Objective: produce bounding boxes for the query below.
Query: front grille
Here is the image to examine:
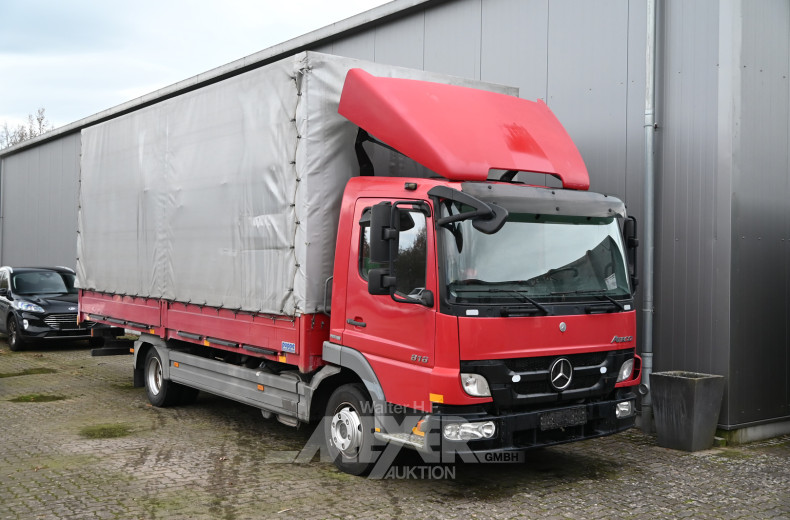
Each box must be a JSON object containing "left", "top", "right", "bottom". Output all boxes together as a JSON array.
[
  {"left": 44, "top": 314, "right": 79, "bottom": 329},
  {"left": 462, "top": 349, "right": 632, "bottom": 410},
  {"left": 504, "top": 351, "right": 608, "bottom": 372},
  {"left": 513, "top": 372, "right": 603, "bottom": 395}
]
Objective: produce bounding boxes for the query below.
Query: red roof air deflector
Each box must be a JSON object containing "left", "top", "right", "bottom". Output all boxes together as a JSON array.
[{"left": 338, "top": 68, "right": 589, "bottom": 190}]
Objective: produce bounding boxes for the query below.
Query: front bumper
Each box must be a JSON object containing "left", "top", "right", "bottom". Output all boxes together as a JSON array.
[
  {"left": 16, "top": 312, "right": 97, "bottom": 340},
  {"left": 377, "top": 389, "right": 637, "bottom": 462}
]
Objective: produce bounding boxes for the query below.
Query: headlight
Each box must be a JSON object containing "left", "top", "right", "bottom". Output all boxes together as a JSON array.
[
  {"left": 460, "top": 373, "right": 491, "bottom": 397},
  {"left": 617, "top": 358, "right": 634, "bottom": 382},
  {"left": 13, "top": 300, "right": 45, "bottom": 313}
]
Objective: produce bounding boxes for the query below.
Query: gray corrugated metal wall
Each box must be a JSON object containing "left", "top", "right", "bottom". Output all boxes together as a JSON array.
[
  {"left": 656, "top": 0, "right": 790, "bottom": 429},
  {"left": 0, "top": 133, "right": 81, "bottom": 268},
  {"left": 655, "top": 0, "right": 728, "bottom": 409},
  {"left": 730, "top": 0, "right": 789, "bottom": 427}
]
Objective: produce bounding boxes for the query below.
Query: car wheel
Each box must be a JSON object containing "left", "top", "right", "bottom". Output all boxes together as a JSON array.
[
  {"left": 324, "top": 383, "right": 379, "bottom": 476},
  {"left": 7, "top": 317, "right": 25, "bottom": 352}
]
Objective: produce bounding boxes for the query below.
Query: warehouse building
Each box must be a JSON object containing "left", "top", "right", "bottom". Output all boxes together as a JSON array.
[{"left": 0, "top": 0, "right": 788, "bottom": 440}]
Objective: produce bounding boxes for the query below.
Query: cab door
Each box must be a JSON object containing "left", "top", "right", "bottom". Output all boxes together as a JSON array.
[{"left": 343, "top": 198, "right": 437, "bottom": 409}]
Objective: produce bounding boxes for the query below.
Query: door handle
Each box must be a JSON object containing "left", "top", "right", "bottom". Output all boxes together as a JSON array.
[{"left": 347, "top": 318, "right": 366, "bottom": 328}]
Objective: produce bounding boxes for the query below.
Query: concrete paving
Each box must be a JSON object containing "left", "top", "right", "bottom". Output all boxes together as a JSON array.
[{"left": 1, "top": 340, "right": 788, "bottom": 519}]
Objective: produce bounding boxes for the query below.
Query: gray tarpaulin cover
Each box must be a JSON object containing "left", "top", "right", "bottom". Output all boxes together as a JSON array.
[{"left": 77, "top": 52, "right": 516, "bottom": 316}]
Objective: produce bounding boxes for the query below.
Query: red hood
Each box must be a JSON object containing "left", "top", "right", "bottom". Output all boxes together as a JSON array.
[
  {"left": 338, "top": 68, "right": 590, "bottom": 190},
  {"left": 458, "top": 312, "right": 636, "bottom": 360}
]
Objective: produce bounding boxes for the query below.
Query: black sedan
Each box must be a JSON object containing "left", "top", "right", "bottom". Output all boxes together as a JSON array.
[{"left": 0, "top": 266, "right": 100, "bottom": 351}]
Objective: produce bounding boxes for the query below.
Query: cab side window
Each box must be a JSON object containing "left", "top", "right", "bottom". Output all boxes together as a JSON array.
[
  {"left": 393, "top": 211, "right": 427, "bottom": 296},
  {"left": 358, "top": 207, "right": 428, "bottom": 297},
  {"left": 0, "top": 272, "right": 8, "bottom": 291}
]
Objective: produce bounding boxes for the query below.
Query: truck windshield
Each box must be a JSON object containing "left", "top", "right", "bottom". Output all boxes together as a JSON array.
[{"left": 440, "top": 207, "right": 630, "bottom": 304}]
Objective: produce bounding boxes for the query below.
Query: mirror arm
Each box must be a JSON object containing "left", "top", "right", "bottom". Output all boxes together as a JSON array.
[{"left": 428, "top": 186, "right": 507, "bottom": 234}]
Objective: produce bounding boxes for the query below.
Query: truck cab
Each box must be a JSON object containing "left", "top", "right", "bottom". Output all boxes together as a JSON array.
[{"left": 324, "top": 176, "right": 640, "bottom": 472}]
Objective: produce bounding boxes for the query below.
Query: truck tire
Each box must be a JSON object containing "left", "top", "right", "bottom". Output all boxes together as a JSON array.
[
  {"left": 144, "top": 349, "right": 185, "bottom": 407},
  {"left": 7, "top": 318, "right": 25, "bottom": 352},
  {"left": 324, "top": 383, "right": 378, "bottom": 476}
]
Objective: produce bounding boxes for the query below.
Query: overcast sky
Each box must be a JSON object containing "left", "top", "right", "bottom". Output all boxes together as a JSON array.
[{"left": 0, "top": 0, "right": 390, "bottom": 129}]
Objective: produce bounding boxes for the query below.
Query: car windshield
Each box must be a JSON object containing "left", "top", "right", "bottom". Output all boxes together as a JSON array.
[
  {"left": 441, "top": 207, "right": 631, "bottom": 304},
  {"left": 11, "top": 271, "right": 76, "bottom": 295}
]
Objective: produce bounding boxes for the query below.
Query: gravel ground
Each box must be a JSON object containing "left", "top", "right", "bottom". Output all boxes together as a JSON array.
[{"left": 1, "top": 339, "right": 788, "bottom": 520}]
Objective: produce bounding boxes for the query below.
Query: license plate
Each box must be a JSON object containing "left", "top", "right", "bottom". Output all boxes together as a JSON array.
[{"left": 539, "top": 407, "right": 587, "bottom": 431}]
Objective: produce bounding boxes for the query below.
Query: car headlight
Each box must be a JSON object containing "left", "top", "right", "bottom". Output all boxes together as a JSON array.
[
  {"left": 617, "top": 358, "right": 634, "bottom": 382},
  {"left": 460, "top": 373, "right": 491, "bottom": 397},
  {"left": 13, "top": 300, "right": 45, "bottom": 313}
]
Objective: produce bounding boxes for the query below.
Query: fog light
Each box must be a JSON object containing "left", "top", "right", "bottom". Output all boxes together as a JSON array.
[
  {"left": 443, "top": 421, "right": 496, "bottom": 441},
  {"left": 22, "top": 319, "right": 29, "bottom": 330},
  {"left": 617, "top": 358, "right": 634, "bottom": 382},
  {"left": 460, "top": 373, "right": 491, "bottom": 397},
  {"left": 616, "top": 400, "right": 634, "bottom": 418}
]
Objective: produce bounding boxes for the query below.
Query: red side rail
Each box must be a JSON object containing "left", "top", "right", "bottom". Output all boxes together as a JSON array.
[{"left": 79, "top": 290, "right": 329, "bottom": 372}]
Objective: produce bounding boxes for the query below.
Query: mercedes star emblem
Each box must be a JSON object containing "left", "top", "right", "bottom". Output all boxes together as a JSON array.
[{"left": 549, "top": 357, "right": 573, "bottom": 391}]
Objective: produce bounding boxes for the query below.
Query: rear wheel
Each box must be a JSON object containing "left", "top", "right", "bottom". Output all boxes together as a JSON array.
[
  {"left": 324, "top": 384, "right": 378, "bottom": 476},
  {"left": 7, "top": 318, "right": 25, "bottom": 352},
  {"left": 144, "top": 348, "right": 189, "bottom": 407}
]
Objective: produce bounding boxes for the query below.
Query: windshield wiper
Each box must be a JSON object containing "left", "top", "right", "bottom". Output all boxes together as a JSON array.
[
  {"left": 454, "top": 287, "right": 551, "bottom": 315},
  {"left": 551, "top": 289, "right": 627, "bottom": 311},
  {"left": 494, "top": 290, "right": 551, "bottom": 315},
  {"left": 600, "top": 294, "right": 626, "bottom": 311}
]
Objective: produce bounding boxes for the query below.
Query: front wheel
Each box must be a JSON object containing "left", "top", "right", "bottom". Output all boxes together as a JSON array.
[
  {"left": 324, "top": 383, "right": 378, "bottom": 476},
  {"left": 7, "top": 318, "right": 25, "bottom": 352}
]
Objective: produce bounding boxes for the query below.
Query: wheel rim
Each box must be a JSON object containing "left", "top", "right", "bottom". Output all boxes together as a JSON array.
[
  {"left": 330, "top": 403, "right": 363, "bottom": 457},
  {"left": 8, "top": 320, "right": 17, "bottom": 347},
  {"left": 146, "top": 355, "right": 163, "bottom": 396}
]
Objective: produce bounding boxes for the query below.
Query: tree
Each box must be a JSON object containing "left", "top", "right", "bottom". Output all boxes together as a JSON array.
[{"left": 1, "top": 108, "right": 53, "bottom": 149}]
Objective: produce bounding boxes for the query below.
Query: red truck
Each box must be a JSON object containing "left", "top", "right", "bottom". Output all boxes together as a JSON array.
[{"left": 78, "top": 52, "right": 641, "bottom": 475}]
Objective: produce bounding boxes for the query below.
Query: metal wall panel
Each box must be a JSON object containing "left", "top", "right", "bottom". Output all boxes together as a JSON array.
[
  {"left": 480, "top": 0, "right": 549, "bottom": 101},
  {"left": 654, "top": 0, "right": 723, "bottom": 381},
  {"left": 0, "top": 133, "right": 81, "bottom": 268},
  {"left": 546, "top": 0, "right": 630, "bottom": 197},
  {"left": 373, "top": 12, "right": 426, "bottom": 69},
  {"left": 328, "top": 31, "right": 376, "bottom": 62},
  {"left": 729, "top": 0, "right": 790, "bottom": 426},
  {"left": 423, "top": 0, "right": 482, "bottom": 79},
  {"left": 624, "top": 2, "right": 647, "bottom": 227}
]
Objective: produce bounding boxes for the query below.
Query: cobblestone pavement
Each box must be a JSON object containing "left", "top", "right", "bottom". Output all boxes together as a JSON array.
[{"left": 1, "top": 340, "right": 788, "bottom": 520}]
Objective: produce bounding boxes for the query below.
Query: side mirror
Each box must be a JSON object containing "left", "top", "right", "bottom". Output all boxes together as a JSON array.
[
  {"left": 369, "top": 202, "right": 397, "bottom": 264},
  {"left": 368, "top": 268, "right": 395, "bottom": 296},
  {"left": 367, "top": 201, "right": 431, "bottom": 305},
  {"left": 623, "top": 216, "right": 639, "bottom": 291}
]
